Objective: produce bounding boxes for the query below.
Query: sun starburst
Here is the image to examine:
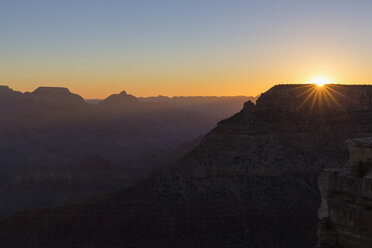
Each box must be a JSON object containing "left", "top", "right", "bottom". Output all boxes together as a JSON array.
[
  {"left": 308, "top": 77, "right": 331, "bottom": 87},
  {"left": 297, "top": 83, "right": 347, "bottom": 112}
]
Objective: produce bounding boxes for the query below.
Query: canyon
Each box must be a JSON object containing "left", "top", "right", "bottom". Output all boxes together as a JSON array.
[
  {"left": 0, "top": 85, "right": 251, "bottom": 217},
  {"left": 1, "top": 84, "right": 372, "bottom": 247}
]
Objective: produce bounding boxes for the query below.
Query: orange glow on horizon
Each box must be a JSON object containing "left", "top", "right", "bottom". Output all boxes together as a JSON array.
[
  {"left": 0, "top": 75, "right": 368, "bottom": 100},
  {"left": 307, "top": 77, "right": 333, "bottom": 87}
]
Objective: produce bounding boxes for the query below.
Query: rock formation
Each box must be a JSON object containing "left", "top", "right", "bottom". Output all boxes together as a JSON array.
[
  {"left": 2, "top": 84, "right": 372, "bottom": 247},
  {"left": 0, "top": 86, "right": 217, "bottom": 167},
  {"left": 98, "top": 90, "right": 138, "bottom": 111},
  {"left": 0, "top": 86, "right": 219, "bottom": 218},
  {"left": 318, "top": 138, "right": 372, "bottom": 248}
]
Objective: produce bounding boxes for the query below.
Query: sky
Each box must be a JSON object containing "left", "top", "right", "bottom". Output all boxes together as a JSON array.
[{"left": 1, "top": 0, "right": 372, "bottom": 99}]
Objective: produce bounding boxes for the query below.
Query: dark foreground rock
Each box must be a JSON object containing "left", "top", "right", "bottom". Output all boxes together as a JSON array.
[
  {"left": 317, "top": 138, "right": 372, "bottom": 248},
  {"left": 2, "top": 84, "right": 372, "bottom": 247}
]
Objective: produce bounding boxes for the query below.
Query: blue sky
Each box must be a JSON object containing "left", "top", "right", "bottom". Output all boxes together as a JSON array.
[{"left": 1, "top": 0, "right": 372, "bottom": 98}]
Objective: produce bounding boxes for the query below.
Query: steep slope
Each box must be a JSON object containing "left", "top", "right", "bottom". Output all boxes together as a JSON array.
[{"left": 2, "top": 84, "right": 372, "bottom": 247}]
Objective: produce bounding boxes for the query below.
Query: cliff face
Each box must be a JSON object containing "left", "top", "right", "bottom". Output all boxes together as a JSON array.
[
  {"left": 318, "top": 138, "right": 372, "bottom": 248},
  {"left": 2, "top": 84, "right": 372, "bottom": 247}
]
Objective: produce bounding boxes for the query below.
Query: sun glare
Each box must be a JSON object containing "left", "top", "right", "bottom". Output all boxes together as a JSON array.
[
  {"left": 308, "top": 77, "right": 332, "bottom": 87},
  {"left": 297, "top": 80, "right": 346, "bottom": 111}
]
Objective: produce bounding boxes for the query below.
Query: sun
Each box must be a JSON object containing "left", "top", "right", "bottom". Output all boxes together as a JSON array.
[{"left": 308, "top": 77, "right": 332, "bottom": 87}]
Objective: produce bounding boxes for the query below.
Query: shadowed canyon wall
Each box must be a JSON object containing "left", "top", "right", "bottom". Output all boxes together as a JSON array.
[
  {"left": 0, "top": 86, "right": 229, "bottom": 217},
  {"left": 318, "top": 138, "right": 372, "bottom": 248},
  {"left": 2, "top": 84, "right": 372, "bottom": 247}
]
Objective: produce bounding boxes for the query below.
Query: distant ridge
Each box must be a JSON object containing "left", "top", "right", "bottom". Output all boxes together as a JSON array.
[
  {"left": 33, "top": 86, "right": 71, "bottom": 94},
  {"left": 0, "top": 85, "right": 230, "bottom": 218},
  {"left": 3, "top": 84, "right": 372, "bottom": 247},
  {"left": 138, "top": 94, "right": 257, "bottom": 119}
]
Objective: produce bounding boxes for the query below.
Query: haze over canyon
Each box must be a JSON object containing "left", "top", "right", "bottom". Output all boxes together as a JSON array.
[{"left": 0, "top": 84, "right": 372, "bottom": 248}]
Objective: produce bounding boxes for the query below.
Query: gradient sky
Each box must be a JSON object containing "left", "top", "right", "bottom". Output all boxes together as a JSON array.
[{"left": 1, "top": 0, "right": 372, "bottom": 98}]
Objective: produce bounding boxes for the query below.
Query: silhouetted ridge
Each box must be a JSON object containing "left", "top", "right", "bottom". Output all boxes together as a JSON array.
[
  {"left": 138, "top": 95, "right": 257, "bottom": 119},
  {"left": 255, "top": 84, "right": 372, "bottom": 111},
  {"left": 0, "top": 85, "right": 23, "bottom": 98},
  {"left": 33, "top": 86, "right": 71, "bottom": 95},
  {"left": 29, "top": 86, "right": 86, "bottom": 106},
  {"left": 99, "top": 90, "right": 138, "bottom": 108},
  {"left": 0, "top": 85, "right": 220, "bottom": 219},
  {"left": 0, "top": 85, "right": 10, "bottom": 91},
  {"left": 4, "top": 84, "right": 372, "bottom": 247}
]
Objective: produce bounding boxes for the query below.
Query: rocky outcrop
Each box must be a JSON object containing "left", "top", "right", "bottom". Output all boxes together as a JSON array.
[
  {"left": 28, "top": 86, "right": 86, "bottom": 107},
  {"left": 2, "top": 84, "right": 372, "bottom": 247},
  {"left": 318, "top": 138, "right": 372, "bottom": 248},
  {"left": 98, "top": 90, "right": 138, "bottom": 110}
]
